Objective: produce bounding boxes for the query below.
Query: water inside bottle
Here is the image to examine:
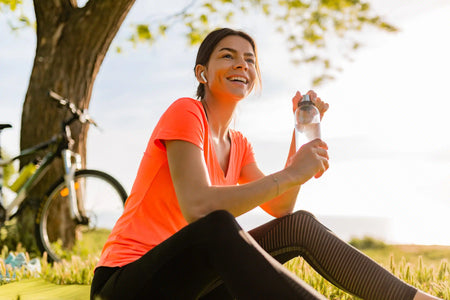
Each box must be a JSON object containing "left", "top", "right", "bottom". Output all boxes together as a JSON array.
[{"left": 295, "top": 122, "right": 321, "bottom": 151}]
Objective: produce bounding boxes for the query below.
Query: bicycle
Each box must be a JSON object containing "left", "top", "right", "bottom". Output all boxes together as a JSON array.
[{"left": 0, "top": 91, "right": 128, "bottom": 262}]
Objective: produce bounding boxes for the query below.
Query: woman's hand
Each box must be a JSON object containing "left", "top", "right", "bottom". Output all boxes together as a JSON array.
[
  {"left": 291, "top": 90, "right": 329, "bottom": 120},
  {"left": 287, "top": 139, "right": 329, "bottom": 183}
]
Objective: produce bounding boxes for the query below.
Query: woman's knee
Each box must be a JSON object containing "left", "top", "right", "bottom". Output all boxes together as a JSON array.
[
  {"left": 198, "top": 210, "right": 241, "bottom": 239},
  {"left": 289, "top": 210, "right": 318, "bottom": 222},
  {"left": 289, "top": 210, "right": 332, "bottom": 235},
  {"left": 283, "top": 210, "right": 329, "bottom": 237}
]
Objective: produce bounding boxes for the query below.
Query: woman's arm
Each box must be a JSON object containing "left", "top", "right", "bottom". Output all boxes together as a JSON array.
[
  {"left": 232, "top": 91, "right": 330, "bottom": 217},
  {"left": 239, "top": 130, "right": 300, "bottom": 218},
  {"left": 166, "top": 138, "right": 328, "bottom": 223}
]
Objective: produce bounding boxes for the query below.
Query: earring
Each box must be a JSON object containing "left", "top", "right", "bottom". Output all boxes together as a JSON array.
[{"left": 201, "top": 72, "right": 207, "bottom": 83}]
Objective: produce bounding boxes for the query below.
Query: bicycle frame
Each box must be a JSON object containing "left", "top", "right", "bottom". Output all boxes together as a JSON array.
[
  {"left": 0, "top": 91, "right": 98, "bottom": 227},
  {"left": 0, "top": 131, "right": 83, "bottom": 224}
]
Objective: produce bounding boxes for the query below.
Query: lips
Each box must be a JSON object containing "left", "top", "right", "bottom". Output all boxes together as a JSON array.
[{"left": 227, "top": 75, "right": 248, "bottom": 84}]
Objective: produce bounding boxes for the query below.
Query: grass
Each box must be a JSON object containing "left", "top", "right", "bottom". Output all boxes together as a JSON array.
[
  {"left": 286, "top": 251, "right": 450, "bottom": 299},
  {"left": 0, "top": 278, "right": 90, "bottom": 300},
  {"left": 0, "top": 237, "right": 449, "bottom": 299}
]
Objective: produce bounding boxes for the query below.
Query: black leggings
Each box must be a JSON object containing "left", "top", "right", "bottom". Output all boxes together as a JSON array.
[{"left": 91, "top": 210, "right": 417, "bottom": 300}]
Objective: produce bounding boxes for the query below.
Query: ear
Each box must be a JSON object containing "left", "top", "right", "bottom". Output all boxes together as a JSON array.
[{"left": 195, "top": 65, "right": 207, "bottom": 84}]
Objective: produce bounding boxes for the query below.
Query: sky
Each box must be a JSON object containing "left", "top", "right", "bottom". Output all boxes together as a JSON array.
[{"left": 1, "top": 0, "right": 449, "bottom": 245}]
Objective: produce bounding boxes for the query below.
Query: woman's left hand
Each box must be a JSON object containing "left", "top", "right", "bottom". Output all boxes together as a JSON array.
[{"left": 291, "top": 90, "right": 329, "bottom": 121}]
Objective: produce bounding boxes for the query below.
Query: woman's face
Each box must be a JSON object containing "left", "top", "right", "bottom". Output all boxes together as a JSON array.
[{"left": 204, "top": 35, "right": 257, "bottom": 102}]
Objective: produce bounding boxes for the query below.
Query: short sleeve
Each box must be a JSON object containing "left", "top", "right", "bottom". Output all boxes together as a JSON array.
[
  {"left": 152, "top": 98, "right": 206, "bottom": 151},
  {"left": 241, "top": 135, "right": 256, "bottom": 167},
  {"left": 230, "top": 129, "right": 256, "bottom": 168}
]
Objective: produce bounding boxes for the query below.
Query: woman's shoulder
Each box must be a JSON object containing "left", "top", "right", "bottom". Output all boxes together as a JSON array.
[
  {"left": 229, "top": 129, "right": 251, "bottom": 145},
  {"left": 167, "top": 97, "right": 202, "bottom": 112},
  {"left": 156, "top": 97, "right": 206, "bottom": 129}
]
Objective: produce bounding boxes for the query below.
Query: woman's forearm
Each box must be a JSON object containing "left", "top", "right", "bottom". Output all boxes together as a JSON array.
[
  {"left": 184, "top": 169, "right": 303, "bottom": 222},
  {"left": 168, "top": 139, "right": 328, "bottom": 223},
  {"left": 259, "top": 130, "right": 301, "bottom": 217}
]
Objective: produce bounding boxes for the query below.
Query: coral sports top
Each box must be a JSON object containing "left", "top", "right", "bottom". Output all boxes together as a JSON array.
[{"left": 97, "top": 98, "right": 256, "bottom": 268}]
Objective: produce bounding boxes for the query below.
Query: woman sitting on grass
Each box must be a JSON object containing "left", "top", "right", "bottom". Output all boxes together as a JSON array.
[{"left": 91, "top": 28, "right": 441, "bottom": 300}]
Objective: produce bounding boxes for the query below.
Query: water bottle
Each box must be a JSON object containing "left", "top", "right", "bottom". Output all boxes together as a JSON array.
[
  {"left": 294, "top": 94, "right": 321, "bottom": 151},
  {"left": 9, "top": 163, "right": 37, "bottom": 192}
]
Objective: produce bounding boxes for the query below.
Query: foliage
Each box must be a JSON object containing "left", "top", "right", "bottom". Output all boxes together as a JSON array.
[
  {"left": 0, "top": 220, "right": 21, "bottom": 253},
  {"left": 0, "top": 245, "right": 38, "bottom": 285},
  {"left": 0, "top": 245, "right": 96, "bottom": 286},
  {"left": 1, "top": 150, "right": 16, "bottom": 186},
  {"left": 126, "top": 0, "right": 398, "bottom": 86},
  {"left": 349, "top": 235, "right": 388, "bottom": 250},
  {"left": 0, "top": 0, "right": 33, "bottom": 31},
  {"left": 39, "top": 252, "right": 97, "bottom": 285},
  {"left": 0, "top": 0, "right": 397, "bottom": 86},
  {"left": 286, "top": 254, "right": 450, "bottom": 299},
  {"left": 0, "top": 0, "right": 21, "bottom": 11},
  {"left": 0, "top": 242, "right": 448, "bottom": 300}
]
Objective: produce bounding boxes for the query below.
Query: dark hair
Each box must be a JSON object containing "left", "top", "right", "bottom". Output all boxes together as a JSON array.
[{"left": 195, "top": 28, "right": 262, "bottom": 100}]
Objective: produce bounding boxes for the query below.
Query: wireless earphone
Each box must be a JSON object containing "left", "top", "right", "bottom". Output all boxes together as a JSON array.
[{"left": 200, "top": 72, "right": 207, "bottom": 83}]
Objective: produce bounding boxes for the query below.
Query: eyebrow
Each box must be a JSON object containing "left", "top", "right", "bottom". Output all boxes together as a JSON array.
[{"left": 218, "top": 47, "right": 254, "bottom": 57}]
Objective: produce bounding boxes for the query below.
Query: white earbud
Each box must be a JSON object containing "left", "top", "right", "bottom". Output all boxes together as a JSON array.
[{"left": 200, "top": 72, "right": 207, "bottom": 83}]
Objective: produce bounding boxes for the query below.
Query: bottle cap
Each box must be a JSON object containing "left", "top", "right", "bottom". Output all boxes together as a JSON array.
[{"left": 298, "top": 94, "right": 313, "bottom": 107}]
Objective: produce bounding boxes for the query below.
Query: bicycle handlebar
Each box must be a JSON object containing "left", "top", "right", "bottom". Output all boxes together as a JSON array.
[{"left": 48, "top": 90, "right": 98, "bottom": 127}]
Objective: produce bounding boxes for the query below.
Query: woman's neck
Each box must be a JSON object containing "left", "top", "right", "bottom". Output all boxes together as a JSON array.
[{"left": 201, "top": 96, "right": 237, "bottom": 140}]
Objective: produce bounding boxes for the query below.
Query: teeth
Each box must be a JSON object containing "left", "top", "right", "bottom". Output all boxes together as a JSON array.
[{"left": 228, "top": 76, "right": 247, "bottom": 83}]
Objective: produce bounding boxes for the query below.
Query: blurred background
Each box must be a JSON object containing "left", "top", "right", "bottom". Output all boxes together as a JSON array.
[{"left": 1, "top": 0, "right": 449, "bottom": 245}]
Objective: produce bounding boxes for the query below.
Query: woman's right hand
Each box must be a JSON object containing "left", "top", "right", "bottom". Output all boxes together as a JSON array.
[{"left": 286, "top": 139, "right": 329, "bottom": 184}]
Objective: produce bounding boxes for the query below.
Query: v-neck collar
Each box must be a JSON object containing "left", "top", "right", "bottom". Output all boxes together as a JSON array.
[{"left": 200, "top": 100, "right": 234, "bottom": 179}]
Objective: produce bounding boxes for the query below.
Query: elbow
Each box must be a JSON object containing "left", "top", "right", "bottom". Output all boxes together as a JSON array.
[
  {"left": 180, "top": 200, "right": 213, "bottom": 224},
  {"left": 182, "top": 208, "right": 204, "bottom": 224},
  {"left": 270, "top": 208, "right": 293, "bottom": 219},
  {"left": 261, "top": 203, "right": 294, "bottom": 219}
]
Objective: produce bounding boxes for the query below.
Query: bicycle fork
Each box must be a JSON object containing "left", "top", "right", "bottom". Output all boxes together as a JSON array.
[{"left": 62, "top": 149, "right": 84, "bottom": 223}]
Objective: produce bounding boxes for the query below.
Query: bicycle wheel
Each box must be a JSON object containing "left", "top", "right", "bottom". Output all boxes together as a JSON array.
[{"left": 35, "top": 169, "right": 127, "bottom": 262}]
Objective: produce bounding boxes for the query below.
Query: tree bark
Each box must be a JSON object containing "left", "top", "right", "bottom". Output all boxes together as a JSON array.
[{"left": 17, "top": 0, "right": 135, "bottom": 251}]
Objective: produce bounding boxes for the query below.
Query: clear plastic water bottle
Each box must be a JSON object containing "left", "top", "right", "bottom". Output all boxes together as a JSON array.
[{"left": 295, "top": 94, "right": 321, "bottom": 151}]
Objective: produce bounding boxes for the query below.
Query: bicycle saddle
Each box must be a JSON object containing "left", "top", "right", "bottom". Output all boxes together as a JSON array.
[{"left": 0, "top": 124, "right": 12, "bottom": 130}]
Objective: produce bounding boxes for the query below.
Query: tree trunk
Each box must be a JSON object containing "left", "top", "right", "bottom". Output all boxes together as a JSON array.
[{"left": 17, "top": 0, "right": 135, "bottom": 252}]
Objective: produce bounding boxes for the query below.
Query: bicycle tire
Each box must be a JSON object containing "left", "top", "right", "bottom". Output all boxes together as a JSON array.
[{"left": 35, "top": 169, "right": 127, "bottom": 262}]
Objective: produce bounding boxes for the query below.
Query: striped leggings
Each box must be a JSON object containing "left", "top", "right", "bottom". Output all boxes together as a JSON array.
[{"left": 91, "top": 210, "right": 417, "bottom": 300}]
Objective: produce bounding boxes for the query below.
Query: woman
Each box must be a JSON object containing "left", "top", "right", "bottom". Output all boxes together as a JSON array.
[{"left": 91, "top": 28, "right": 440, "bottom": 300}]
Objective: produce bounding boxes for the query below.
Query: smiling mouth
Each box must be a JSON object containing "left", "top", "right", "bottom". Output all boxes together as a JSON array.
[{"left": 227, "top": 76, "right": 248, "bottom": 84}]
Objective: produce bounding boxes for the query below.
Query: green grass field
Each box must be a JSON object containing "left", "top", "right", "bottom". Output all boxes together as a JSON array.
[{"left": 0, "top": 240, "right": 449, "bottom": 300}]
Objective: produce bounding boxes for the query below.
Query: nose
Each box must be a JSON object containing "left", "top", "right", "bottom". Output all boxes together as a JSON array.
[{"left": 233, "top": 56, "right": 248, "bottom": 71}]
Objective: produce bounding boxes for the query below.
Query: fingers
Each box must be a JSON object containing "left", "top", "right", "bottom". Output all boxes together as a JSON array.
[
  {"left": 305, "top": 90, "right": 329, "bottom": 120},
  {"left": 296, "top": 138, "right": 329, "bottom": 179},
  {"left": 308, "top": 139, "right": 329, "bottom": 178},
  {"left": 314, "top": 146, "right": 329, "bottom": 160},
  {"left": 306, "top": 90, "right": 317, "bottom": 100},
  {"left": 310, "top": 138, "right": 328, "bottom": 150},
  {"left": 314, "top": 152, "right": 329, "bottom": 178},
  {"left": 292, "top": 91, "right": 301, "bottom": 113},
  {"left": 292, "top": 90, "right": 329, "bottom": 120}
]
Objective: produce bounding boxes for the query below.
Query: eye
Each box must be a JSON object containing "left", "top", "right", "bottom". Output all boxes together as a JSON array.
[
  {"left": 222, "top": 53, "right": 233, "bottom": 59},
  {"left": 246, "top": 58, "right": 255, "bottom": 64}
]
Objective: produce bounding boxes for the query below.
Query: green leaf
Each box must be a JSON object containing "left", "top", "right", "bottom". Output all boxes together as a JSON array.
[
  {"left": 262, "top": 3, "right": 271, "bottom": 15},
  {"left": 203, "top": 3, "right": 217, "bottom": 13},
  {"left": 200, "top": 14, "right": 208, "bottom": 25},
  {"left": 136, "top": 24, "right": 152, "bottom": 41},
  {"left": 188, "top": 30, "right": 203, "bottom": 45},
  {"left": 225, "top": 11, "right": 234, "bottom": 22},
  {"left": 159, "top": 24, "right": 168, "bottom": 36}
]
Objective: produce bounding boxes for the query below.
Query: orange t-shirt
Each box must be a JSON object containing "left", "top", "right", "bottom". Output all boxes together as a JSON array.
[{"left": 97, "top": 98, "right": 256, "bottom": 268}]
